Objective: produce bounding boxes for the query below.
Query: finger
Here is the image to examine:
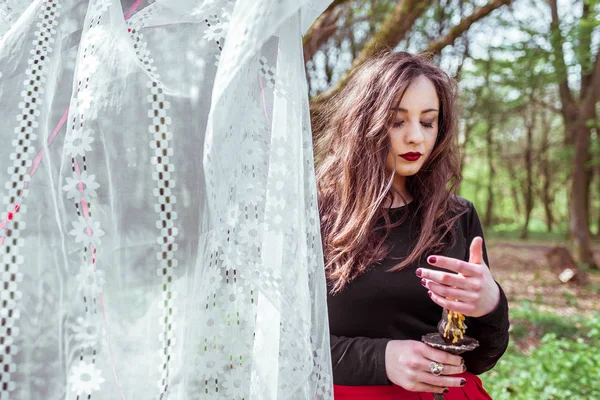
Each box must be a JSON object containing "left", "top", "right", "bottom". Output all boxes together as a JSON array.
[
  {"left": 469, "top": 237, "right": 484, "bottom": 265},
  {"left": 421, "top": 344, "right": 463, "bottom": 366},
  {"left": 426, "top": 256, "right": 479, "bottom": 276},
  {"left": 423, "top": 279, "right": 476, "bottom": 303},
  {"left": 441, "top": 364, "right": 467, "bottom": 376},
  {"left": 419, "top": 360, "right": 466, "bottom": 376},
  {"left": 419, "top": 372, "right": 465, "bottom": 389},
  {"left": 418, "top": 268, "right": 467, "bottom": 289},
  {"left": 427, "top": 290, "right": 476, "bottom": 316},
  {"left": 408, "top": 382, "right": 449, "bottom": 394}
]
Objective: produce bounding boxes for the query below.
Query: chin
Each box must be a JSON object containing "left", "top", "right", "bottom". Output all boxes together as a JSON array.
[{"left": 396, "top": 166, "right": 422, "bottom": 177}]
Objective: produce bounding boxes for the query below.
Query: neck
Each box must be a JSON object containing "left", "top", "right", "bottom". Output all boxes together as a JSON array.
[{"left": 389, "top": 174, "right": 412, "bottom": 208}]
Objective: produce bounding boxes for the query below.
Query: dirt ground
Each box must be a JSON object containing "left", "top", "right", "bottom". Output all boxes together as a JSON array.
[{"left": 487, "top": 242, "right": 600, "bottom": 352}]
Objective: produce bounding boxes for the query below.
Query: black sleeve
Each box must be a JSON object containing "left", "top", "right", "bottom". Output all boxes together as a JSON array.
[
  {"left": 462, "top": 202, "right": 510, "bottom": 375},
  {"left": 330, "top": 334, "right": 392, "bottom": 386}
]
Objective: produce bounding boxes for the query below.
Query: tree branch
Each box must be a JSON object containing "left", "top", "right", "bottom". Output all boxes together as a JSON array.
[
  {"left": 350, "top": 0, "right": 432, "bottom": 67},
  {"left": 425, "top": 0, "right": 512, "bottom": 55},
  {"left": 312, "top": 0, "right": 432, "bottom": 104},
  {"left": 303, "top": 0, "right": 350, "bottom": 62}
]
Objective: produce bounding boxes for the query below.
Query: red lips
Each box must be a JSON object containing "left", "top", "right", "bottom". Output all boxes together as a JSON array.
[{"left": 400, "top": 152, "right": 422, "bottom": 161}]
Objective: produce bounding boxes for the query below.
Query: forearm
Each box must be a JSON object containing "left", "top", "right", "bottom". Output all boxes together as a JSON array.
[{"left": 330, "top": 334, "right": 392, "bottom": 385}]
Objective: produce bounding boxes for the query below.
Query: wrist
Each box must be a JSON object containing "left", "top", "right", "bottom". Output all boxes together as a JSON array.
[
  {"left": 477, "top": 282, "right": 506, "bottom": 322},
  {"left": 483, "top": 282, "right": 501, "bottom": 316},
  {"left": 380, "top": 339, "right": 395, "bottom": 386},
  {"left": 384, "top": 341, "right": 393, "bottom": 382}
]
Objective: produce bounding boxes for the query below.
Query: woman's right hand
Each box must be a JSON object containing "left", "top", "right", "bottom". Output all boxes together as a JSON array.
[{"left": 384, "top": 340, "right": 466, "bottom": 394}]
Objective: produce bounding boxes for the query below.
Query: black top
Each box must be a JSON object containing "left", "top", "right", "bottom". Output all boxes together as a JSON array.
[{"left": 327, "top": 198, "right": 510, "bottom": 386}]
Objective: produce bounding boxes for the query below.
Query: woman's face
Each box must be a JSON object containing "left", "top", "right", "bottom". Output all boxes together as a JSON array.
[{"left": 385, "top": 75, "right": 440, "bottom": 180}]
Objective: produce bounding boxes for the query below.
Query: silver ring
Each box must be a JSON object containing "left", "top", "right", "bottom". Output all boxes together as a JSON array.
[{"left": 429, "top": 361, "right": 444, "bottom": 376}]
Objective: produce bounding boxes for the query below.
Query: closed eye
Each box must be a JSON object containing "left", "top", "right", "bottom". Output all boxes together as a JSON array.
[{"left": 392, "top": 121, "right": 434, "bottom": 128}]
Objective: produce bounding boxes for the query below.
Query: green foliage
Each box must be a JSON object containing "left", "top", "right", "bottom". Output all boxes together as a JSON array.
[
  {"left": 482, "top": 307, "right": 600, "bottom": 399},
  {"left": 510, "top": 301, "right": 587, "bottom": 338},
  {"left": 310, "top": 0, "right": 600, "bottom": 239},
  {"left": 483, "top": 335, "right": 600, "bottom": 399}
]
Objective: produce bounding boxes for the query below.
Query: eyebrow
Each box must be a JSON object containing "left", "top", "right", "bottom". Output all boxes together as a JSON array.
[{"left": 391, "top": 107, "right": 439, "bottom": 114}]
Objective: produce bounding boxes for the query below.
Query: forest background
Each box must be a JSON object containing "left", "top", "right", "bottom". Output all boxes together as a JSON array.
[{"left": 304, "top": 1, "right": 600, "bottom": 398}]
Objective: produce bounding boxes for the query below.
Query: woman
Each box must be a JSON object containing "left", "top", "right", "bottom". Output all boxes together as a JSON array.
[{"left": 315, "top": 52, "right": 509, "bottom": 399}]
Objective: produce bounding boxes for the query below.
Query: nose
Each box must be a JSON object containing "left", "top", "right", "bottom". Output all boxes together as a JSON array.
[{"left": 404, "top": 120, "right": 425, "bottom": 145}]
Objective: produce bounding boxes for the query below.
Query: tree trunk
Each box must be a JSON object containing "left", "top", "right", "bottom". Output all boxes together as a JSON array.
[
  {"left": 585, "top": 156, "right": 593, "bottom": 234},
  {"left": 569, "top": 49, "right": 599, "bottom": 268},
  {"left": 350, "top": 27, "right": 358, "bottom": 60},
  {"left": 457, "top": 120, "right": 473, "bottom": 194},
  {"left": 324, "top": 40, "right": 335, "bottom": 86},
  {"left": 521, "top": 115, "right": 535, "bottom": 239},
  {"left": 483, "top": 56, "right": 494, "bottom": 228},
  {"left": 596, "top": 127, "right": 600, "bottom": 237},
  {"left": 542, "top": 186, "right": 554, "bottom": 232},
  {"left": 597, "top": 160, "right": 600, "bottom": 237},
  {"left": 546, "top": 246, "right": 589, "bottom": 285},
  {"left": 569, "top": 120, "right": 597, "bottom": 267},
  {"left": 474, "top": 162, "right": 484, "bottom": 208},
  {"left": 539, "top": 111, "right": 554, "bottom": 232},
  {"left": 548, "top": 0, "right": 599, "bottom": 268},
  {"left": 586, "top": 107, "right": 597, "bottom": 234},
  {"left": 484, "top": 122, "right": 495, "bottom": 228},
  {"left": 504, "top": 156, "right": 522, "bottom": 216},
  {"left": 549, "top": 0, "right": 578, "bottom": 143}
]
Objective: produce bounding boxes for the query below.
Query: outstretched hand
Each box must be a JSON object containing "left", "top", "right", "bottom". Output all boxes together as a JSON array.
[{"left": 416, "top": 237, "right": 500, "bottom": 318}]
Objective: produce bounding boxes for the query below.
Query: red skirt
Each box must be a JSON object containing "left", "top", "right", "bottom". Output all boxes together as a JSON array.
[{"left": 333, "top": 372, "right": 492, "bottom": 400}]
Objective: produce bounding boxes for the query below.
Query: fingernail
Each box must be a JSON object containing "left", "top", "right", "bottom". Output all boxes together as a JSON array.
[
  {"left": 443, "top": 388, "right": 449, "bottom": 393},
  {"left": 429, "top": 256, "right": 437, "bottom": 264},
  {"left": 460, "top": 379, "right": 466, "bottom": 386},
  {"left": 420, "top": 278, "right": 427, "bottom": 287},
  {"left": 460, "top": 358, "right": 465, "bottom": 366},
  {"left": 462, "top": 364, "right": 467, "bottom": 372},
  {"left": 427, "top": 291, "right": 432, "bottom": 298},
  {"left": 415, "top": 268, "right": 422, "bottom": 277}
]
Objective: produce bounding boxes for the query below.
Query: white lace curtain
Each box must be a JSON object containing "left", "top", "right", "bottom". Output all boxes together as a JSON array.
[{"left": 0, "top": 0, "right": 333, "bottom": 398}]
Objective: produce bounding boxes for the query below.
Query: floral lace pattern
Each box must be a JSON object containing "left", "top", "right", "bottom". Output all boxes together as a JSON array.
[{"left": 0, "top": 0, "right": 333, "bottom": 399}]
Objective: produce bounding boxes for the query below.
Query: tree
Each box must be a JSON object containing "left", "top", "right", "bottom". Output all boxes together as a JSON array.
[
  {"left": 548, "top": 0, "right": 600, "bottom": 268},
  {"left": 521, "top": 111, "right": 534, "bottom": 238},
  {"left": 306, "top": 0, "right": 513, "bottom": 108},
  {"left": 538, "top": 108, "right": 556, "bottom": 232},
  {"left": 482, "top": 55, "right": 497, "bottom": 227}
]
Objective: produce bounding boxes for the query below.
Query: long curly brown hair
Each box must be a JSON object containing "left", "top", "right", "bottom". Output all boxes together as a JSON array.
[{"left": 314, "top": 51, "right": 466, "bottom": 294}]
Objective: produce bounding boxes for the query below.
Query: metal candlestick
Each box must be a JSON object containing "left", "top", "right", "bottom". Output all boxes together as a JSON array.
[{"left": 422, "top": 309, "right": 479, "bottom": 400}]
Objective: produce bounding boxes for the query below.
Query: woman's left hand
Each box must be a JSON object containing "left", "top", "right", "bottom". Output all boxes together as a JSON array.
[{"left": 416, "top": 237, "right": 500, "bottom": 318}]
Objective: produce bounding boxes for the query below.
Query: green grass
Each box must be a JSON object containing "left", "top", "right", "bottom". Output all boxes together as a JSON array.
[
  {"left": 481, "top": 304, "right": 600, "bottom": 399},
  {"left": 509, "top": 301, "right": 586, "bottom": 339}
]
